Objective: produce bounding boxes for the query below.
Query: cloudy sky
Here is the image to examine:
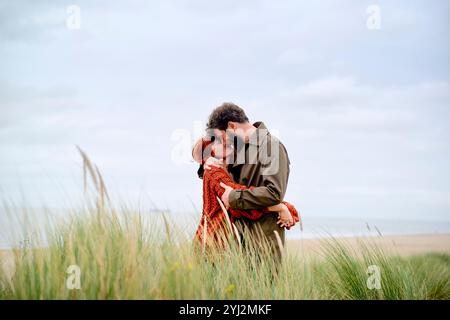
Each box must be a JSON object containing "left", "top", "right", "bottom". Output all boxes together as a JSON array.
[{"left": 1, "top": 0, "right": 449, "bottom": 221}]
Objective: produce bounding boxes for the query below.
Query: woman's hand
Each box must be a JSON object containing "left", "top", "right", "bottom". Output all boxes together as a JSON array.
[{"left": 277, "top": 204, "right": 294, "bottom": 228}]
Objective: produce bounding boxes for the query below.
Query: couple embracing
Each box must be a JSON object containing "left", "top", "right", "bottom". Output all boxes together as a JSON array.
[{"left": 192, "top": 102, "right": 300, "bottom": 268}]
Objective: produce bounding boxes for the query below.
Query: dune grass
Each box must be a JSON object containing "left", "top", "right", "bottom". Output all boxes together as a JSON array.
[
  {"left": 0, "top": 205, "right": 449, "bottom": 300},
  {"left": 0, "top": 150, "right": 449, "bottom": 300}
]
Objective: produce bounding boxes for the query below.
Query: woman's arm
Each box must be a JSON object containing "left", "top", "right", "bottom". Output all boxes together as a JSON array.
[{"left": 207, "top": 168, "right": 298, "bottom": 227}]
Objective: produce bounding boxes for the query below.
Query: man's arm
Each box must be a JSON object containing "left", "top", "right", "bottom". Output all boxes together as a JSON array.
[{"left": 227, "top": 143, "right": 290, "bottom": 210}]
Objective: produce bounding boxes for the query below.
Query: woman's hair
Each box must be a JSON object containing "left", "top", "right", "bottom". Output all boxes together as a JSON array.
[
  {"left": 192, "top": 137, "right": 214, "bottom": 165},
  {"left": 207, "top": 102, "right": 249, "bottom": 130},
  {"left": 192, "top": 138, "right": 214, "bottom": 179}
]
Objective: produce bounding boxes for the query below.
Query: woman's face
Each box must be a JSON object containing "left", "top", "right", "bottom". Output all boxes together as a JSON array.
[{"left": 212, "top": 130, "right": 234, "bottom": 163}]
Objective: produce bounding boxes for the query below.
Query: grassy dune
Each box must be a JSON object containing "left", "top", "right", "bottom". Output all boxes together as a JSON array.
[
  {"left": 0, "top": 150, "right": 449, "bottom": 300},
  {"left": 0, "top": 205, "right": 449, "bottom": 300}
]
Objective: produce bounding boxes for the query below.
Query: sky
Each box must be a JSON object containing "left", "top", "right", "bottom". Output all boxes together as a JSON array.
[{"left": 1, "top": 0, "right": 449, "bottom": 222}]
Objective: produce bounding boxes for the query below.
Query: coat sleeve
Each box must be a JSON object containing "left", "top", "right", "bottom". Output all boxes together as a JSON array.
[{"left": 228, "top": 142, "right": 290, "bottom": 210}]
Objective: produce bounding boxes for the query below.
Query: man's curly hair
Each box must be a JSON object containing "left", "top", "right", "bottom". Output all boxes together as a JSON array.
[{"left": 207, "top": 102, "right": 249, "bottom": 130}]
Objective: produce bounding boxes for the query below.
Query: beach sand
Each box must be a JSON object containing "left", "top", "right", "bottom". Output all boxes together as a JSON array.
[{"left": 286, "top": 233, "right": 450, "bottom": 258}]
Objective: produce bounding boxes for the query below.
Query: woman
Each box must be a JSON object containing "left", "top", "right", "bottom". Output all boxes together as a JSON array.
[{"left": 192, "top": 133, "right": 300, "bottom": 249}]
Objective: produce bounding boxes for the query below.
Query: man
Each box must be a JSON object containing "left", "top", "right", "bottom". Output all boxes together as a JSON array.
[{"left": 202, "top": 102, "right": 291, "bottom": 267}]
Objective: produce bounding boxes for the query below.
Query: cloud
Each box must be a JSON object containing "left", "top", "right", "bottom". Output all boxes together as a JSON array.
[
  {"left": 0, "top": 1, "right": 66, "bottom": 43},
  {"left": 242, "top": 76, "right": 450, "bottom": 220},
  {"left": 0, "top": 1, "right": 449, "bottom": 220},
  {"left": 270, "top": 76, "right": 450, "bottom": 134}
]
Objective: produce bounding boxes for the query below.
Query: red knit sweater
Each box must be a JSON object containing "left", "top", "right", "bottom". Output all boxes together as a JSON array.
[{"left": 195, "top": 166, "right": 299, "bottom": 246}]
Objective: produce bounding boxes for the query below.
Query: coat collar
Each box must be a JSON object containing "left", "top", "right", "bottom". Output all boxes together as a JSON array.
[
  {"left": 231, "top": 121, "right": 270, "bottom": 167},
  {"left": 248, "top": 121, "right": 269, "bottom": 146}
]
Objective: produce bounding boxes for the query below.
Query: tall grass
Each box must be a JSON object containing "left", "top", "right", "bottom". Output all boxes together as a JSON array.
[{"left": 0, "top": 149, "right": 449, "bottom": 300}]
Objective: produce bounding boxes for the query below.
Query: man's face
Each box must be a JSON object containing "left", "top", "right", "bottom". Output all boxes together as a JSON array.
[{"left": 227, "top": 122, "right": 246, "bottom": 142}]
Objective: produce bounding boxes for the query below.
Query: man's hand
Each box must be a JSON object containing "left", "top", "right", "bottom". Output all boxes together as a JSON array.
[
  {"left": 219, "top": 182, "right": 233, "bottom": 209},
  {"left": 204, "top": 157, "right": 222, "bottom": 170}
]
